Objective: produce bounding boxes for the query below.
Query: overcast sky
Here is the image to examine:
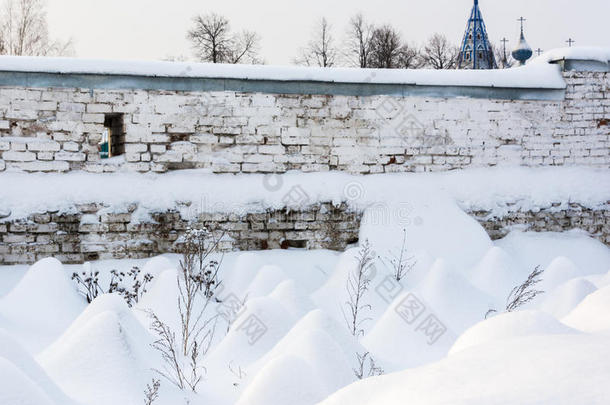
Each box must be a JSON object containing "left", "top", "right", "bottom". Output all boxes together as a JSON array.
[{"left": 46, "top": 0, "right": 610, "bottom": 65}]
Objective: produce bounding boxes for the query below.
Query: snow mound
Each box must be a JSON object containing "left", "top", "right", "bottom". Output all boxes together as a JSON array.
[
  {"left": 247, "top": 310, "right": 361, "bottom": 396},
  {"left": 38, "top": 294, "right": 157, "bottom": 405},
  {"left": 224, "top": 252, "right": 268, "bottom": 298},
  {"left": 363, "top": 289, "right": 457, "bottom": 371},
  {"left": 360, "top": 194, "right": 493, "bottom": 273},
  {"left": 417, "top": 259, "right": 494, "bottom": 334},
  {"left": 244, "top": 265, "right": 287, "bottom": 299},
  {"left": 237, "top": 355, "right": 326, "bottom": 405},
  {"left": 449, "top": 310, "right": 578, "bottom": 355},
  {"left": 268, "top": 280, "right": 316, "bottom": 320},
  {"left": 141, "top": 255, "right": 175, "bottom": 277},
  {"left": 0, "top": 258, "right": 86, "bottom": 352},
  {"left": 497, "top": 231, "right": 610, "bottom": 277},
  {"left": 0, "top": 330, "right": 76, "bottom": 405},
  {"left": 562, "top": 284, "right": 610, "bottom": 332},
  {"left": 319, "top": 334, "right": 610, "bottom": 405},
  {"left": 540, "top": 256, "right": 581, "bottom": 293},
  {"left": 135, "top": 268, "right": 180, "bottom": 329},
  {"left": 468, "top": 246, "right": 523, "bottom": 301},
  {"left": 205, "top": 295, "right": 297, "bottom": 371},
  {"left": 540, "top": 278, "right": 598, "bottom": 318},
  {"left": 0, "top": 357, "right": 56, "bottom": 405}
]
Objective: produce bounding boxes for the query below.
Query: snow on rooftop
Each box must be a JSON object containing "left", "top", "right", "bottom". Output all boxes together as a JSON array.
[
  {"left": 532, "top": 46, "right": 610, "bottom": 64},
  {"left": 0, "top": 53, "right": 568, "bottom": 90}
]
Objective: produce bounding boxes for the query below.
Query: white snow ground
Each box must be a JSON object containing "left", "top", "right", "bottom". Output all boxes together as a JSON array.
[
  {"left": 1, "top": 202, "right": 609, "bottom": 404},
  {"left": 1, "top": 167, "right": 610, "bottom": 404}
]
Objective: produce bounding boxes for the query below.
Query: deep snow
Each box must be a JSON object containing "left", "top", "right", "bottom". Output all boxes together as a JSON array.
[
  {"left": 1, "top": 167, "right": 608, "bottom": 221},
  {"left": 1, "top": 197, "right": 610, "bottom": 404}
]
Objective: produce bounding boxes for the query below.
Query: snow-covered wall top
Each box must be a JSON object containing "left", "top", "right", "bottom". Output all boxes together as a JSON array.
[
  {"left": 535, "top": 46, "right": 610, "bottom": 65},
  {"left": 0, "top": 55, "right": 567, "bottom": 90},
  {"left": 1, "top": 46, "right": 606, "bottom": 91}
]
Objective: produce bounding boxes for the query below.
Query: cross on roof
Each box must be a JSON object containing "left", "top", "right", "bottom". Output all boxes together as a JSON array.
[
  {"left": 536, "top": 48, "right": 543, "bottom": 56},
  {"left": 517, "top": 17, "right": 527, "bottom": 36},
  {"left": 566, "top": 38, "right": 575, "bottom": 47}
]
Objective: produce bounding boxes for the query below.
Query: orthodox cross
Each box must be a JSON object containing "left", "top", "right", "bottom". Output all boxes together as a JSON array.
[
  {"left": 501, "top": 38, "right": 509, "bottom": 51},
  {"left": 566, "top": 38, "right": 575, "bottom": 47},
  {"left": 536, "top": 48, "right": 543, "bottom": 56}
]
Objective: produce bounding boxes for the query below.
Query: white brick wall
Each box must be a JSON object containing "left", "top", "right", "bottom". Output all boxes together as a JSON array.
[{"left": 0, "top": 70, "right": 608, "bottom": 174}]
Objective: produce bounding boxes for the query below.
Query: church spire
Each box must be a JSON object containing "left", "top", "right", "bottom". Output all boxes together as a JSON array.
[{"left": 457, "top": 0, "right": 497, "bottom": 69}]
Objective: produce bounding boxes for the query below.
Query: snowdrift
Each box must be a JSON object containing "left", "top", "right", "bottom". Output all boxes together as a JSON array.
[
  {"left": 0, "top": 258, "right": 86, "bottom": 353},
  {"left": 38, "top": 294, "right": 159, "bottom": 405},
  {"left": 319, "top": 333, "right": 610, "bottom": 405}
]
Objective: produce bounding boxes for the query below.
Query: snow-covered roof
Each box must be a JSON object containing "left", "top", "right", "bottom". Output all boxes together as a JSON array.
[
  {"left": 533, "top": 46, "right": 610, "bottom": 64},
  {"left": 0, "top": 55, "right": 568, "bottom": 90}
]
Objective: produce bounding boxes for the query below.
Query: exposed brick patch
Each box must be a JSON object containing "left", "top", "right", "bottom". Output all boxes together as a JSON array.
[
  {"left": 0, "top": 202, "right": 361, "bottom": 265},
  {"left": 470, "top": 203, "right": 610, "bottom": 246}
]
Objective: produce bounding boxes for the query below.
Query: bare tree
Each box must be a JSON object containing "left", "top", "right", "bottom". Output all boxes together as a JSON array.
[
  {"left": 345, "top": 13, "right": 373, "bottom": 68},
  {"left": 149, "top": 228, "right": 224, "bottom": 392},
  {"left": 225, "top": 30, "right": 261, "bottom": 64},
  {"left": 397, "top": 43, "right": 421, "bottom": 69},
  {"left": 187, "top": 13, "right": 260, "bottom": 64},
  {"left": 420, "top": 33, "right": 458, "bottom": 69},
  {"left": 343, "top": 240, "right": 375, "bottom": 337},
  {"left": 368, "top": 25, "right": 403, "bottom": 69},
  {"left": 0, "top": 0, "right": 73, "bottom": 56},
  {"left": 295, "top": 17, "right": 337, "bottom": 67},
  {"left": 485, "top": 266, "right": 545, "bottom": 318}
]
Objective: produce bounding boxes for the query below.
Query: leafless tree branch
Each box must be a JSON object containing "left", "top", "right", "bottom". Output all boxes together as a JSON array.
[
  {"left": 295, "top": 17, "right": 338, "bottom": 67},
  {"left": 187, "top": 12, "right": 261, "bottom": 64},
  {"left": 420, "top": 33, "right": 458, "bottom": 69}
]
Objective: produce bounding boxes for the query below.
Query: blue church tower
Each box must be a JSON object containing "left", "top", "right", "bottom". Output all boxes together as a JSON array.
[{"left": 457, "top": 0, "right": 498, "bottom": 69}]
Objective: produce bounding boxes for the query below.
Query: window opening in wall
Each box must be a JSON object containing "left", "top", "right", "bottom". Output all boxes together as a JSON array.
[
  {"left": 100, "top": 113, "right": 125, "bottom": 159},
  {"left": 281, "top": 239, "right": 307, "bottom": 249}
]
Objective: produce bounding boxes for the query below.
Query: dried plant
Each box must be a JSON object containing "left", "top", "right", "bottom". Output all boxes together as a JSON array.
[
  {"left": 143, "top": 378, "right": 160, "bottom": 405},
  {"left": 108, "top": 267, "right": 154, "bottom": 307},
  {"left": 343, "top": 240, "right": 375, "bottom": 337},
  {"left": 505, "top": 266, "right": 545, "bottom": 312},
  {"left": 485, "top": 266, "right": 545, "bottom": 318},
  {"left": 381, "top": 228, "right": 416, "bottom": 282},
  {"left": 353, "top": 352, "right": 384, "bottom": 380},
  {"left": 228, "top": 361, "right": 247, "bottom": 388},
  {"left": 71, "top": 266, "right": 102, "bottom": 303},
  {"left": 148, "top": 227, "right": 223, "bottom": 393},
  {"left": 72, "top": 265, "right": 153, "bottom": 307}
]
